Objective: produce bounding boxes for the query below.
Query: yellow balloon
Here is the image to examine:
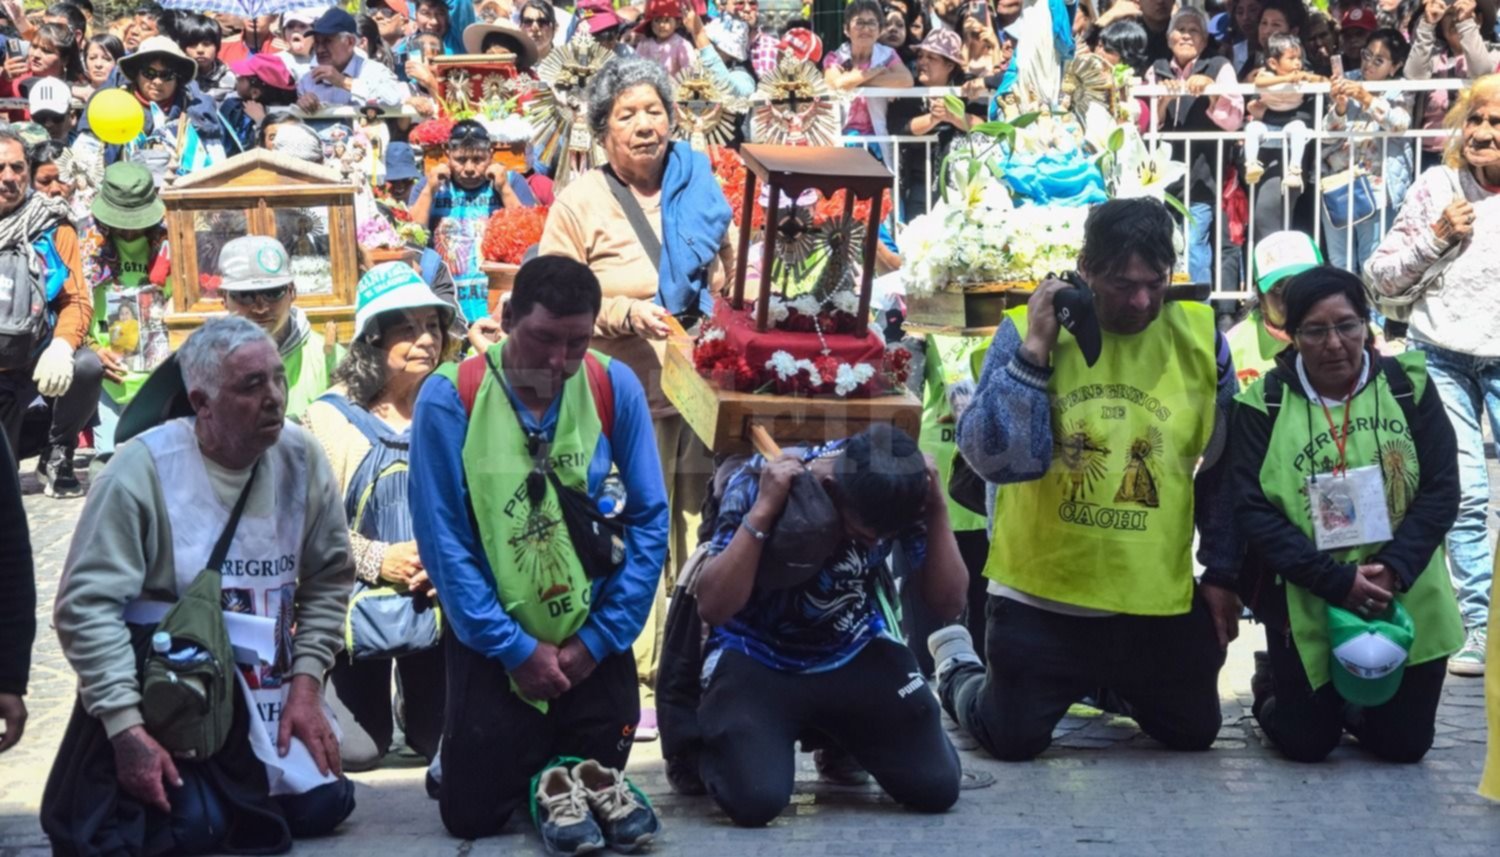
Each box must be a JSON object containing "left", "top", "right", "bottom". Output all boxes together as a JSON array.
[{"left": 87, "top": 90, "right": 146, "bottom": 146}]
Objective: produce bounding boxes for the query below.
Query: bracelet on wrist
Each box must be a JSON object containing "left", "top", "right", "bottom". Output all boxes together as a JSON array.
[{"left": 741, "top": 519, "right": 769, "bottom": 542}]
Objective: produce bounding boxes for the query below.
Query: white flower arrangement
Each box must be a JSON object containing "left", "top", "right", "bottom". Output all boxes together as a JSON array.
[
  {"left": 485, "top": 115, "right": 534, "bottom": 144},
  {"left": 834, "top": 362, "right": 875, "bottom": 396},
  {"left": 830, "top": 290, "right": 860, "bottom": 316},
  {"left": 766, "top": 350, "right": 801, "bottom": 380},
  {"left": 898, "top": 179, "right": 1089, "bottom": 296}
]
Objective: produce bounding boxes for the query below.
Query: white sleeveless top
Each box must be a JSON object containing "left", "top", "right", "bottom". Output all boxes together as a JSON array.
[{"left": 133, "top": 418, "right": 336, "bottom": 795}]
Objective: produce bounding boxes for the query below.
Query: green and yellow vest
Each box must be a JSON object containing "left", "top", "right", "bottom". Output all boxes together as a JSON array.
[
  {"left": 1236, "top": 351, "right": 1464, "bottom": 689},
  {"left": 1226, "top": 309, "right": 1289, "bottom": 392},
  {"left": 987, "top": 301, "right": 1218, "bottom": 615},
  {"left": 918, "top": 332, "right": 988, "bottom": 533}
]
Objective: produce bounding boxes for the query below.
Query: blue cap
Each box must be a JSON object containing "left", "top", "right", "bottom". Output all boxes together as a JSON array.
[
  {"left": 310, "top": 7, "right": 358, "bottom": 36},
  {"left": 384, "top": 142, "right": 421, "bottom": 182},
  {"left": 1209, "top": 13, "right": 1231, "bottom": 41}
]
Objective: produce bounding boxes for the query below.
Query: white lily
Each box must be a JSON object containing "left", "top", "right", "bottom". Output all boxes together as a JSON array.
[{"left": 1115, "top": 143, "right": 1187, "bottom": 200}]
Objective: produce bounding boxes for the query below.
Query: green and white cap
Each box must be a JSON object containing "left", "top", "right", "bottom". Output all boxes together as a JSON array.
[
  {"left": 218, "top": 235, "right": 294, "bottom": 292},
  {"left": 1327, "top": 600, "right": 1415, "bottom": 707},
  {"left": 354, "top": 261, "right": 453, "bottom": 341},
  {"left": 1252, "top": 231, "right": 1323, "bottom": 293}
]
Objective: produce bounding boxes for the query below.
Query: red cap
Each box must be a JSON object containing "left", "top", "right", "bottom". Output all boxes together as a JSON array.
[
  {"left": 779, "top": 27, "right": 823, "bottom": 64},
  {"left": 230, "top": 53, "right": 294, "bottom": 91},
  {"left": 374, "top": 0, "right": 411, "bottom": 17},
  {"left": 1340, "top": 6, "right": 1376, "bottom": 32}
]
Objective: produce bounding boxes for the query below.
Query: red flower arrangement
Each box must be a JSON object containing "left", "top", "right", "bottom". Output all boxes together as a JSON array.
[
  {"left": 409, "top": 118, "right": 456, "bottom": 147},
  {"left": 692, "top": 330, "right": 759, "bottom": 392},
  {"left": 883, "top": 345, "right": 913, "bottom": 387},
  {"left": 692, "top": 325, "right": 911, "bottom": 399},
  {"left": 482, "top": 206, "right": 550, "bottom": 264}
]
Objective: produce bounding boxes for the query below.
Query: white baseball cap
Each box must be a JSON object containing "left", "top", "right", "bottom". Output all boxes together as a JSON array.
[
  {"left": 27, "top": 77, "right": 71, "bottom": 117},
  {"left": 218, "top": 235, "right": 295, "bottom": 292}
]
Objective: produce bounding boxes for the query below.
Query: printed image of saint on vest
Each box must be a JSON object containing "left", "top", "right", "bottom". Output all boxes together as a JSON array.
[
  {"left": 1055, "top": 419, "right": 1111, "bottom": 502},
  {"left": 509, "top": 484, "right": 579, "bottom": 606},
  {"left": 1114, "top": 427, "right": 1163, "bottom": 508},
  {"left": 1377, "top": 439, "right": 1418, "bottom": 520}
]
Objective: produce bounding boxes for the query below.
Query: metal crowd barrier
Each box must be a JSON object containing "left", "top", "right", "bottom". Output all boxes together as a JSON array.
[{"left": 828, "top": 79, "right": 1471, "bottom": 301}]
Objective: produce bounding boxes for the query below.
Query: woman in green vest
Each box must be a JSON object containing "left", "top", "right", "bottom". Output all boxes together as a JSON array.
[{"left": 1232, "top": 267, "right": 1465, "bottom": 763}]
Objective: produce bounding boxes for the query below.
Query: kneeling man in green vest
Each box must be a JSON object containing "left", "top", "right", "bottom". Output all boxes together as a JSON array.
[
  {"left": 929, "top": 199, "right": 1244, "bottom": 761},
  {"left": 409, "top": 256, "right": 668, "bottom": 852}
]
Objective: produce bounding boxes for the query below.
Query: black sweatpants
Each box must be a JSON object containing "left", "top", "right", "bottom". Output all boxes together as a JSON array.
[
  {"left": 1257, "top": 624, "right": 1446, "bottom": 764},
  {"left": 326, "top": 643, "right": 445, "bottom": 771},
  {"left": 0, "top": 347, "right": 103, "bottom": 459},
  {"left": 698, "top": 639, "right": 962, "bottom": 828},
  {"left": 939, "top": 590, "right": 1226, "bottom": 761},
  {"left": 438, "top": 639, "right": 639, "bottom": 840},
  {"left": 899, "top": 529, "right": 990, "bottom": 677}
]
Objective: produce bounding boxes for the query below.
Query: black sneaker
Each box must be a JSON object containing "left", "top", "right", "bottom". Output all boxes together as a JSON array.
[
  {"left": 665, "top": 753, "right": 705, "bottom": 796},
  {"left": 534, "top": 766, "right": 605, "bottom": 856},
  {"left": 1250, "top": 650, "right": 1273, "bottom": 718},
  {"left": 813, "top": 747, "right": 871, "bottom": 786},
  {"left": 39, "top": 446, "right": 83, "bottom": 498},
  {"left": 574, "top": 760, "right": 660, "bottom": 853}
]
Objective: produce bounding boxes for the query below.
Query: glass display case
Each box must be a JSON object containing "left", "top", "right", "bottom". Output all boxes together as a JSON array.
[{"left": 161, "top": 150, "right": 359, "bottom": 344}]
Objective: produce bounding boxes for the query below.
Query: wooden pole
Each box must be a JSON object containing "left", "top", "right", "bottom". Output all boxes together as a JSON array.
[
  {"left": 756, "top": 183, "right": 782, "bottom": 333},
  {"left": 855, "top": 191, "right": 881, "bottom": 339},
  {"left": 749, "top": 422, "right": 781, "bottom": 459},
  {"left": 733, "top": 171, "right": 757, "bottom": 311}
]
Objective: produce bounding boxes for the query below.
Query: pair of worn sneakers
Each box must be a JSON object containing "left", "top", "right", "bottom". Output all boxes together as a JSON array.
[{"left": 534, "top": 760, "right": 660, "bottom": 855}]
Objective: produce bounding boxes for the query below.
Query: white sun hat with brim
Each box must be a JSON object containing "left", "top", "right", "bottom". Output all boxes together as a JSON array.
[{"left": 354, "top": 261, "right": 455, "bottom": 341}]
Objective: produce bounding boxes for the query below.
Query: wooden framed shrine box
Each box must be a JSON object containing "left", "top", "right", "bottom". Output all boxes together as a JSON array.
[
  {"left": 159, "top": 150, "right": 359, "bottom": 346},
  {"left": 663, "top": 144, "right": 921, "bottom": 454}
]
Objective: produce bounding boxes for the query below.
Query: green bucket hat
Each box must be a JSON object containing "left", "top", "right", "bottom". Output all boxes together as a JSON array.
[
  {"left": 91, "top": 162, "right": 166, "bottom": 231},
  {"left": 1327, "top": 600, "right": 1415, "bottom": 708}
]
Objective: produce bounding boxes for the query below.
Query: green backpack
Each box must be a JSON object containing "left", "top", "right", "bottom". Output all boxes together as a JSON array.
[{"left": 140, "top": 462, "right": 257, "bottom": 760}]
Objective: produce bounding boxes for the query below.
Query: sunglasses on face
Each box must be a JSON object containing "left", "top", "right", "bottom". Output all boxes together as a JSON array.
[
  {"left": 521, "top": 15, "right": 551, "bottom": 26},
  {"left": 226, "top": 285, "right": 290, "bottom": 305},
  {"left": 138, "top": 66, "right": 179, "bottom": 82}
]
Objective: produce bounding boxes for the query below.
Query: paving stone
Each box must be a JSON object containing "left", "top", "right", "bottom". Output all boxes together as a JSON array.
[{"left": 4, "top": 464, "right": 1499, "bottom": 855}]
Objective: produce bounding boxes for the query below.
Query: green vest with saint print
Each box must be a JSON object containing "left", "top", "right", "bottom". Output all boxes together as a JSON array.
[
  {"left": 1235, "top": 351, "right": 1465, "bottom": 690},
  {"left": 987, "top": 301, "right": 1218, "bottom": 615}
]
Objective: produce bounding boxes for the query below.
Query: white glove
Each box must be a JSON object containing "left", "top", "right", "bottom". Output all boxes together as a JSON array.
[{"left": 32, "top": 339, "right": 75, "bottom": 398}]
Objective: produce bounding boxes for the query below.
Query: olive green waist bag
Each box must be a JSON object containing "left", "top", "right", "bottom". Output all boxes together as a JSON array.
[{"left": 141, "top": 461, "right": 258, "bottom": 760}]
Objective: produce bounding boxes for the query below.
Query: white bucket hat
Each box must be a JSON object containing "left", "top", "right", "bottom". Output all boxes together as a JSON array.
[{"left": 355, "top": 261, "right": 455, "bottom": 341}]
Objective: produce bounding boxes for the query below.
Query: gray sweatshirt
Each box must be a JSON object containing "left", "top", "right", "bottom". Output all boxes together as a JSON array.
[{"left": 53, "top": 424, "right": 352, "bottom": 739}]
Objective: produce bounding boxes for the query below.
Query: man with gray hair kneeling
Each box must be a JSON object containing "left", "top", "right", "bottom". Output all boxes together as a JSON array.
[{"left": 41, "top": 316, "right": 356, "bottom": 854}]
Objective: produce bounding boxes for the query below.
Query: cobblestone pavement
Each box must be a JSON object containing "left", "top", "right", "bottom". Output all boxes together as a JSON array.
[{"left": 3, "top": 464, "right": 1498, "bottom": 857}]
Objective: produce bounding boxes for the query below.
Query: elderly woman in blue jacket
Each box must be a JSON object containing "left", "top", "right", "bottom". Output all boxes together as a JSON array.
[{"left": 537, "top": 56, "right": 734, "bottom": 735}]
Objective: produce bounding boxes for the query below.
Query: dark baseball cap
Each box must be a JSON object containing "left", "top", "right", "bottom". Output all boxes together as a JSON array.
[{"left": 310, "top": 7, "right": 357, "bottom": 36}]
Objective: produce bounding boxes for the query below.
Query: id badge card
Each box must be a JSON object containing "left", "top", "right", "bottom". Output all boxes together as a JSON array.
[{"left": 1308, "top": 464, "right": 1393, "bottom": 551}]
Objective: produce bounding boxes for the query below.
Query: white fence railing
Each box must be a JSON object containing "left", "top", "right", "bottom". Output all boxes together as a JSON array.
[{"left": 827, "top": 78, "right": 1472, "bottom": 301}]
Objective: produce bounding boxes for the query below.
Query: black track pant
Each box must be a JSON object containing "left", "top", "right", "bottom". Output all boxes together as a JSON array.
[
  {"left": 437, "top": 639, "right": 639, "bottom": 839},
  {"left": 698, "top": 639, "right": 962, "bottom": 828},
  {"left": 939, "top": 591, "right": 1226, "bottom": 761},
  {"left": 326, "top": 643, "right": 445, "bottom": 771},
  {"left": 1256, "top": 623, "right": 1446, "bottom": 764}
]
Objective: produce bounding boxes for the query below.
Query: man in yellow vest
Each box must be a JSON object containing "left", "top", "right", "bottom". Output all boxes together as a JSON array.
[
  {"left": 408, "top": 256, "right": 667, "bottom": 852},
  {"left": 928, "top": 199, "right": 1243, "bottom": 761},
  {"left": 1226, "top": 230, "right": 1320, "bottom": 391}
]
